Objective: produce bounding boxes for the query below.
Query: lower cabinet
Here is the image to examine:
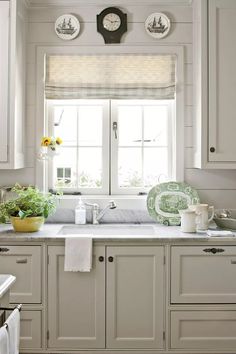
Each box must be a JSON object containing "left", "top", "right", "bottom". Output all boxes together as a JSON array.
[
  {"left": 106, "top": 246, "right": 164, "bottom": 349},
  {"left": 170, "top": 245, "right": 236, "bottom": 352},
  {"left": 20, "top": 311, "right": 42, "bottom": 350},
  {"left": 47, "top": 245, "right": 106, "bottom": 349},
  {"left": 171, "top": 310, "right": 236, "bottom": 350},
  {"left": 47, "top": 245, "right": 165, "bottom": 351}
]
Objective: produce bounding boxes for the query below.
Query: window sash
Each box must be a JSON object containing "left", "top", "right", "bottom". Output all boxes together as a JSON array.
[
  {"left": 47, "top": 99, "right": 110, "bottom": 195},
  {"left": 110, "top": 100, "right": 174, "bottom": 195}
]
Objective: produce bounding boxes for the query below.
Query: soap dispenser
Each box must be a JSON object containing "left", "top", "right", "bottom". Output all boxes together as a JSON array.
[{"left": 75, "top": 198, "right": 86, "bottom": 225}]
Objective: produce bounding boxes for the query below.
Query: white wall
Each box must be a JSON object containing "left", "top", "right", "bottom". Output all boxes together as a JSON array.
[{"left": 1, "top": 1, "right": 236, "bottom": 208}]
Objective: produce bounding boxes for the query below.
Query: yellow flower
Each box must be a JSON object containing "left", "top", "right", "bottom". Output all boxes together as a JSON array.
[
  {"left": 41, "top": 137, "right": 51, "bottom": 146},
  {"left": 56, "top": 137, "right": 63, "bottom": 145}
]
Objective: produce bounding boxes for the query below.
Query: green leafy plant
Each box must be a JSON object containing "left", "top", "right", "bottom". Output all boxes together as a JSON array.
[{"left": 0, "top": 184, "right": 57, "bottom": 223}]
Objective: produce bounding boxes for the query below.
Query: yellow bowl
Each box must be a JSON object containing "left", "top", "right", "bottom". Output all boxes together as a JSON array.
[{"left": 10, "top": 216, "right": 45, "bottom": 232}]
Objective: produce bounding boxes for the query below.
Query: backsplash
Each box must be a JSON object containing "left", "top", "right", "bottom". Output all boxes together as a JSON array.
[{"left": 47, "top": 208, "right": 153, "bottom": 224}]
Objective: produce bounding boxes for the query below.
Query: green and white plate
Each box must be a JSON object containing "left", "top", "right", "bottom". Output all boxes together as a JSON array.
[{"left": 147, "top": 182, "right": 200, "bottom": 226}]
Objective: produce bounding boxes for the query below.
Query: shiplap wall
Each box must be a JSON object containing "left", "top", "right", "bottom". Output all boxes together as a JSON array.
[{"left": 1, "top": 1, "right": 236, "bottom": 208}]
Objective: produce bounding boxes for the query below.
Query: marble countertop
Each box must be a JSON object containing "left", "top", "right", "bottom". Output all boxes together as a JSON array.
[
  {"left": 0, "top": 223, "right": 235, "bottom": 243},
  {"left": 0, "top": 274, "right": 16, "bottom": 299}
]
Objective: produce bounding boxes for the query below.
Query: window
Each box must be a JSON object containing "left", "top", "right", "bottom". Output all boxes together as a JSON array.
[{"left": 47, "top": 99, "right": 174, "bottom": 195}]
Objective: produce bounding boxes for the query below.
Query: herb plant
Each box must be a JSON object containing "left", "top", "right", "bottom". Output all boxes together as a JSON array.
[{"left": 0, "top": 184, "right": 57, "bottom": 223}]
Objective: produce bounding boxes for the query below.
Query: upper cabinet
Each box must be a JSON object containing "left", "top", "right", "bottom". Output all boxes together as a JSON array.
[
  {"left": 0, "top": 0, "right": 26, "bottom": 169},
  {"left": 193, "top": 0, "right": 236, "bottom": 168}
]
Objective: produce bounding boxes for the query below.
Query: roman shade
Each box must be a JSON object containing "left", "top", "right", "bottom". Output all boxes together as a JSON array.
[{"left": 45, "top": 54, "right": 176, "bottom": 100}]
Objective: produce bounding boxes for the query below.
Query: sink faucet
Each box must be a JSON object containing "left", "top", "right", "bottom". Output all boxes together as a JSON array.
[{"left": 85, "top": 201, "right": 117, "bottom": 224}]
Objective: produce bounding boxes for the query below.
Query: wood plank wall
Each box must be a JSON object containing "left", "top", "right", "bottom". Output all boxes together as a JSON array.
[{"left": 1, "top": 1, "right": 236, "bottom": 208}]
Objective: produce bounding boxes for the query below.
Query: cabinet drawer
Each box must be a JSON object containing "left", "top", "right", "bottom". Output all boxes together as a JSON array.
[
  {"left": 171, "top": 310, "right": 236, "bottom": 350},
  {"left": 20, "top": 310, "right": 42, "bottom": 350},
  {"left": 0, "top": 246, "right": 41, "bottom": 304},
  {"left": 171, "top": 246, "right": 236, "bottom": 303}
]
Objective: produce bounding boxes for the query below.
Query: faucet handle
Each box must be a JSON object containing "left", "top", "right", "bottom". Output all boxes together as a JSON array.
[{"left": 85, "top": 202, "right": 99, "bottom": 210}]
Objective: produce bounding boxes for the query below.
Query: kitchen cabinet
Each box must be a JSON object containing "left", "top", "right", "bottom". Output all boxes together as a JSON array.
[
  {"left": 0, "top": 245, "right": 42, "bottom": 304},
  {"left": 193, "top": 0, "right": 236, "bottom": 168},
  {"left": 171, "top": 245, "right": 236, "bottom": 303},
  {"left": 0, "top": 245, "right": 43, "bottom": 352},
  {"left": 18, "top": 310, "right": 42, "bottom": 350},
  {"left": 0, "top": 0, "right": 26, "bottom": 169},
  {"left": 106, "top": 246, "right": 164, "bottom": 349},
  {"left": 47, "top": 245, "right": 165, "bottom": 350},
  {"left": 170, "top": 245, "right": 236, "bottom": 351},
  {"left": 171, "top": 310, "right": 236, "bottom": 350},
  {"left": 47, "top": 245, "right": 106, "bottom": 349}
]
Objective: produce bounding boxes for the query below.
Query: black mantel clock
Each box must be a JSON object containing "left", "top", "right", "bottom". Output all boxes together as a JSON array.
[{"left": 97, "top": 7, "right": 127, "bottom": 44}]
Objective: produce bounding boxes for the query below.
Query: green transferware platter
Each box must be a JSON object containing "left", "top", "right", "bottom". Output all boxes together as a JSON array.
[{"left": 147, "top": 182, "right": 200, "bottom": 226}]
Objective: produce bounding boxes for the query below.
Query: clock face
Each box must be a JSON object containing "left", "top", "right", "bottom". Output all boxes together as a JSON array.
[{"left": 102, "top": 13, "right": 121, "bottom": 31}]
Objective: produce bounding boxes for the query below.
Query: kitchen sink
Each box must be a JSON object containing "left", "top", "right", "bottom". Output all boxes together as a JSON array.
[{"left": 59, "top": 224, "right": 156, "bottom": 236}]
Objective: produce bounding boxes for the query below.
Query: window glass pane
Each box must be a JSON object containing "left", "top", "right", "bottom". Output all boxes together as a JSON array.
[
  {"left": 118, "top": 106, "right": 142, "bottom": 146},
  {"left": 78, "top": 106, "right": 103, "bottom": 146},
  {"left": 54, "top": 106, "right": 77, "bottom": 146},
  {"left": 78, "top": 148, "right": 102, "bottom": 188},
  {"left": 53, "top": 148, "right": 77, "bottom": 188},
  {"left": 118, "top": 148, "right": 142, "bottom": 187},
  {"left": 143, "top": 148, "right": 168, "bottom": 186},
  {"left": 144, "top": 106, "right": 168, "bottom": 146}
]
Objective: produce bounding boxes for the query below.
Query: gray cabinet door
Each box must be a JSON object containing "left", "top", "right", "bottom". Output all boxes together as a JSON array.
[
  {"left": 208, "top": 0, "right": 236, "bottom": 162},
  {"left": 47, "top": 245, "right": 105, "bottom": 349},
  {"left": 0, "top": 245, "right": 41, "bottom": 303},
  {"left": 106, "top": 246, "right": 164, "bottom": 349},
  {"left": 171, "top": 310, "right": 236, "bottom": 350},
  {"left": 171, "top": 246, "right": 236, "bottom": 303},
  {"left": 19, "top": 311, "right": 42, "bottom": 350}
]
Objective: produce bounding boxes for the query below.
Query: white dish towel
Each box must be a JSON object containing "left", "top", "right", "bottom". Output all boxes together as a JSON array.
[
  {"left": 207, "top": 230, "right": 234, "bottom": 237},
  {"left": 64, "top": 235, "right": 93, "bottom": 272},
  {"left": 5, "top": 308, "right": 20, "bottom": 354},
  {"left": 0, "top": 326, "right": 9, "bottom": 354}
]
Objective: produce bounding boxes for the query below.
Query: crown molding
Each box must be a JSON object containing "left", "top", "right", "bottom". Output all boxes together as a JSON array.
[{"left": 27, "top": 0, "right": 192, "bottom": 8}]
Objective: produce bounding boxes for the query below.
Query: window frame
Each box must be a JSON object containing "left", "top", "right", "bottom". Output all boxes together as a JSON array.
[{"left": 35, "top": 45, "right": 184, "bottom": 198}]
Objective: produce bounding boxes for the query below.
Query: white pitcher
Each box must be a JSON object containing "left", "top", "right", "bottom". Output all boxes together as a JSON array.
[
  {"left": 189, "top": 204, "right": 214, "bottom": 230},
  {"left": 179, "top": 209, "right": 199, "bottom": 233}
]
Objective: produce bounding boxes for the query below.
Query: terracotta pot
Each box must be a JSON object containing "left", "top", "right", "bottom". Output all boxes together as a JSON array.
[{"left": 10, "top": 216, "right": 45, "bottom": 232}]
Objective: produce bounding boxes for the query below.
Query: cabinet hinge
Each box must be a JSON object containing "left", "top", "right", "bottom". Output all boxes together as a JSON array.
[
  {"left": 47, "top": 330, "right": 49, "bottom": 340},
  {"left": 163, "top": 255, "right": 166, "bottom": 265},
  {"left": 163, "top": 331, "right": 165, "bottom": 341},
  {"left": 47, "top": 254, "right": 49, "bottom": 265}
]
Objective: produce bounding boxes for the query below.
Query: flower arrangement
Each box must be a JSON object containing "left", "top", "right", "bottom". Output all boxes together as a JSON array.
[{"left": 41, "top": 136, "right": 63, "bottom": 151}]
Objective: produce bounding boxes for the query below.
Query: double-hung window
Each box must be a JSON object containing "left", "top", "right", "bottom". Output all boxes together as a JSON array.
[{"left": 44, "top": 53, "right": 179, "bottom": 195}]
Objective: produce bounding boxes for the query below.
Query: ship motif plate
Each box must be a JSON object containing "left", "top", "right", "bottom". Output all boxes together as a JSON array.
[
  {"left": 145, "top": 13, "right": 171, "bottom": 39},
  {"left": 55, "top": 14, "right": 80, "bottom": 41},
  {"left": 147, "top": 182, "right": 200, "bottom": 226}
]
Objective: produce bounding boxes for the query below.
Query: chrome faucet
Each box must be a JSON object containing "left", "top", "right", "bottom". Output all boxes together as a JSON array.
[{"left": 85, "top": 201, "right": 117, "bottom": 224}]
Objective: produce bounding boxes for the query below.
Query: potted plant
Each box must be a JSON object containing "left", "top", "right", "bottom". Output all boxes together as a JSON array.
[{"left": 0, "top": 184, "right": 57, "bottom": 232}]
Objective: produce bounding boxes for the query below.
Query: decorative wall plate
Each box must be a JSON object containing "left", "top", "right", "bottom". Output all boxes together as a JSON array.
[
  {"left": 145, "top": 12, "right": 171, "bottom": 39},
  {"left": 55, "top": 14, "right": 80, "bottom": 41},
  {"left": 147, "top": 182, "right": 200, "bottom": 226}
]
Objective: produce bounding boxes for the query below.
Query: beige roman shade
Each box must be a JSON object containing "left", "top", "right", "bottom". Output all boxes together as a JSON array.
[{"left": 45, "top": 54, "right": 176, "bottom": 99}]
